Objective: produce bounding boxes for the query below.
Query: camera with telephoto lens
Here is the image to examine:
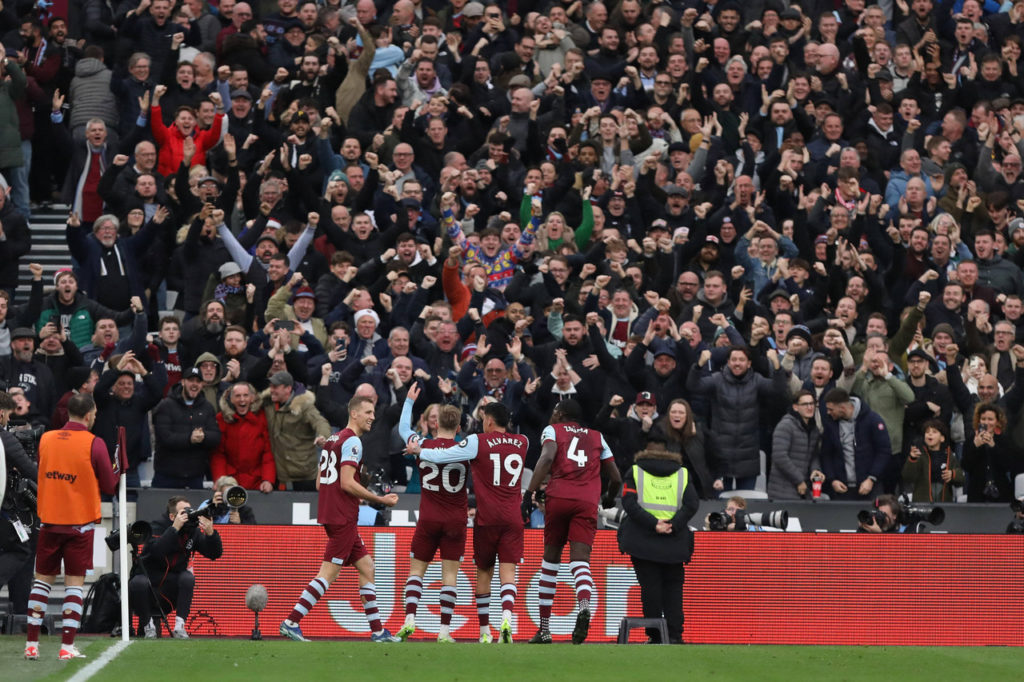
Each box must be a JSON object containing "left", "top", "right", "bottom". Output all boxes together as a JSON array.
[
  {"left": 745, "top": 510, "right": 789, "bottom": 530},
  {"left": 857, "top": 509, "right": 890, "bottom": 528},
  {"left": 208, "top": 485, "right": 248, "bottom": 518},
  {"left": 363, "top": 469, "right": 392, "bottom": 510},
  {"left": 105, "top": 520, "right": 153, "bottom": 551},
  {"left": 709, "top": 508, "right": 789, "bottom": 531},
  {"left": 1007, "top": 499, "right": 1024, "bottom": 534},
  {"left": 900, "top": 505, "right": 945, "bottom": 529},
  {"left": 11, "top": 424, "right": 44, "bottom": 460},
  {"left": 2, "top": 467, "right": 37, "bottom": 515},
  {"left": 185, "top": 486, "right": 248, "bottom": 530},
  {"left": 707, "top": 510, "right": 733, "bottom": 531}
]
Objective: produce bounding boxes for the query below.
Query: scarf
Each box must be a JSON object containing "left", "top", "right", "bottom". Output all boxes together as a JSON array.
[
  {"left": 214, "top": 283, "right": 243, "bottom": 302},
  {"left": 73, "top": 142, "right": 107, "bottom": 215}
]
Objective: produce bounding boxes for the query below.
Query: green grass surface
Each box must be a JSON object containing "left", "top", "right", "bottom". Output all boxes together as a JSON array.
[{"left": 2, "top": 636, "right": 1021, "bottom": 681}]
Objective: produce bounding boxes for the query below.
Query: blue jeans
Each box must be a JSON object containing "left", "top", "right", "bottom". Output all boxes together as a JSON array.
[
  {"left": 719, "top": 476, "right": 758, "bottom": 492},
  {"left": 1, "top": 141, "right": 30, "bottom": 219},
  {"left": 151, "top": 473, "right": 205, "bottom": 490}
]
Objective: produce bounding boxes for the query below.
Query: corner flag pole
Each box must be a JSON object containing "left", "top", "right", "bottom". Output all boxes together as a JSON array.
[{"left": 116, "top": 426, "right": 129, "bottom": 642}]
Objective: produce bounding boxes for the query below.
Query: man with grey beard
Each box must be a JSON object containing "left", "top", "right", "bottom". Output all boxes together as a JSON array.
[
  {"left": 66, "top": 208, "right": 167, "bottom": 311},
  {"left": 0, "top": 328, "right": 57, "bottom": 429},
  {"left": 181, "top": 300, "right": 228, "bottom": 366}
]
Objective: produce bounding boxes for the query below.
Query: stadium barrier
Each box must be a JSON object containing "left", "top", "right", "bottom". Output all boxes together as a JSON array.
[
  {"left": 187, "top": 527, "right": 1024, "bottom": 645},
  {"left": 134, "top": 488, "right": 1020, "bottom": 532}
]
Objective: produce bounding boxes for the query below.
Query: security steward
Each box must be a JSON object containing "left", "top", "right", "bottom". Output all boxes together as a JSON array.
[
  {"left": 617, "top": 446, "right": 699, "bottom": 644},
  {"left": 26, "top": 394, "right": 118, "bottom": 661}
]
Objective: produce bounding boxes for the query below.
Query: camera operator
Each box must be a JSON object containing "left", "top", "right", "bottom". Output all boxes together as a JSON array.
[
  {"left": 0, "top": 391, "right": 38, "bottom": 614},
  {"left": 703, "top": 496, "right": 748, "bottom": 531},
  {"left": 197, "top": 475, "right": 256, "bottom": 524},
  {"left": 129, "top": 496, "right": 223, "bottom": 639},
  {"left": 857, "top": 494, "right": 903, "bottom": 533}
]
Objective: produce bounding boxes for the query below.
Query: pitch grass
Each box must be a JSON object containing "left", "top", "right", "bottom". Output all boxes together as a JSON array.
[{"left": 2, "top": 636, "right": 1021, "bottom": 681}]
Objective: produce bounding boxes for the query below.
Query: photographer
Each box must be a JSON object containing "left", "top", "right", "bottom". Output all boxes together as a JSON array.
[
  {"left": 129, "top": 495, "right": 223, "bottom": 639},
  {"left": 618, "top": 446, "right": 699, "bottom": 644},
  {"left": 0, "top": 391, "right": 38, "bottom": 614},
  {"left": 197, "top": 476, "right": 256, "bottom": 524},
  {"left": 857, "top": 494, "right": 903, "bottom": 534},
  {"left": 703, "top": 496, "right": 748, "bottom": 531}
]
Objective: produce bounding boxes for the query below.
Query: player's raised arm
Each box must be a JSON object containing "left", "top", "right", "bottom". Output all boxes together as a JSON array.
[
  {"left": 420, "top": 434, "right": 481, "bottom": 464},
  {"left": 398, "top": 381, "right": 422, "bottom": 444}
]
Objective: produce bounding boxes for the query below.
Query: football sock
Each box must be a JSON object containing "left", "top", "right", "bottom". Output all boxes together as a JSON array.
[
  {"left": 288, "top": 577, "right": 328, "bottom": 624},
  {"left": 61, "top": 586, "right": 83, "bottom": 647},
  {"left": 476, "top": 592, "right": 490, "bottom": 627},
  {"left": 439, "top": 585, "right": 458, "bottom": 626},
  {"left": 405, "top": 575, "right": 422, "bottom": 616},
  {"left": 501, "top": 583, "right": 517, "bottom": 618},
  {"left": 26, "top": 580, "right": 51, "bottom": 645},
  {"left": 175, "top": 616, "right": 186, "bottom": 631},
  {"left": 570, "top": 561, "right": 593, "bottom": 610},
  {"left": 538, "top": 561, "right": 559, "bottom": 628},
  {"left": 360, "top": 583, "right": 383, "bottom": 633}
]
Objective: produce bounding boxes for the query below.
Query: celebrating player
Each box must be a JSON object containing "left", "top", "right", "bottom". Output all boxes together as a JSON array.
[
  {"left": 280, "top": 395, "right": 401, "bottom": 643},
  {"left": 409, "top": 401, "right": 529, "bottom": 644},
  {"left": 396, "top": 382, "right": 468, "bottom": 643},
  {"left": 524, "top": 399, "right": 621, "bottom": 644}
]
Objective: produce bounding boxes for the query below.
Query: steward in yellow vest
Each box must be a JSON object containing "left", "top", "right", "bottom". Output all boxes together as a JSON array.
[{"left": 616, "top": 448, "right": 700, "bottom": 644}]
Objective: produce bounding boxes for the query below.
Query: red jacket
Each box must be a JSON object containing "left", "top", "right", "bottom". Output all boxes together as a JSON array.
[
  {"left": 212, "top": 398, "right": 276, "bottom": 489},
  {"left": 150, "top": 104, "right": 225, "bottom": 176}
]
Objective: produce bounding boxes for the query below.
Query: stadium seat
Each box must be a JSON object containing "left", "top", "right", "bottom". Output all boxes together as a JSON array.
[
  {"left": 755, "top": 450, "right": 767, "bottom": 491},
  {"left": 719, "top": 490, "right": 768, "bottom": 500},
  {"left": 616, "top": 617, "right": 670, "bottom": 644}
]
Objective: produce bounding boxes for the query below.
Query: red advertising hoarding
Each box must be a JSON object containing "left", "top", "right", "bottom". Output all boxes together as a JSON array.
[{"left": 187, "top": 527, "right": 1024, "bottom": 645}]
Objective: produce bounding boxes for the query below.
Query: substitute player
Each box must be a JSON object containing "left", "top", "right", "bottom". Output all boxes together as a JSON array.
[
  {"left": 27, "top": 394, "right": 118, "bottom": 660},
  {"left": 524, "top": 399, "right": 621, "bottom": 644},
  {"left": 280, "top": 395, "right": 401, "bottom": 643},
  {"left": 396, "top": 382, "right": 467, "bottom": 643},
  {"left": 409, "top": 402, "right": 529, "bottom": 644}
]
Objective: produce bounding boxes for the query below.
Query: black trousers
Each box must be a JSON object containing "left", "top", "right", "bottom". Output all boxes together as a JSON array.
[
  {"left": 630, "top": 556, "right": 685, "bottom": 643},
  {"left": 129, "top": 570, "right": 195, "bottom": 631},
  {"left": 0, "top": 526, "right": 36, "bottom": 612}
]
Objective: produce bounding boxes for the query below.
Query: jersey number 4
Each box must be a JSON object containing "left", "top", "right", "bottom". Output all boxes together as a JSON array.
[
  {"left": 567, "top": 437, "right": 588, "bottom": 468},
  {"left": 319, "top": 449, "right": 338, "bottom": 485}
]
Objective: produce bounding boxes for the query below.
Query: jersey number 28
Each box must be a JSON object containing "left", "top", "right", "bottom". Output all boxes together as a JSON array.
[{"left": 319, "top": 449, "right": 338, "bottom": 485}]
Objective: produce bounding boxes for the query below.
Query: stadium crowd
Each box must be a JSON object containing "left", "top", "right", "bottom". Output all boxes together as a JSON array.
[{"left": 2, "top": 0, "right": 1024, "bottom": 507}]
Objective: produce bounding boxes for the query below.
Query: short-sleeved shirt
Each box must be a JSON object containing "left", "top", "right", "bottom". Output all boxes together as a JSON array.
[
  {"left": 418, "top": 437, "right": 467, "bottom": 524},
  {"left": 541, "top": 423, "right": 613, "bottom": 505},
  {"left": 317, "top": 428, "right": 362, "bottom": 526},
  {"left": 471, "top": 432, "right": 530, "bottom": 527}
]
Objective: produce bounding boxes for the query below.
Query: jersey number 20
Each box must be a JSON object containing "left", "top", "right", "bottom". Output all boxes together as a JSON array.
[{"left": 421, "top": 462, "right": 467, "bottom": 492}]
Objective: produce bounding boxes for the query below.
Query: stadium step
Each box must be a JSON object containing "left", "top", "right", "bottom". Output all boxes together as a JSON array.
[{"left": 20, "top": 204, "right": 71, "bottom": 291}]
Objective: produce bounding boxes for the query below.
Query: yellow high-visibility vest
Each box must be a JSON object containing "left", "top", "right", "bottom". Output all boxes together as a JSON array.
[{"left": 633, "top": 465, "right": 687, "bottom": 520}]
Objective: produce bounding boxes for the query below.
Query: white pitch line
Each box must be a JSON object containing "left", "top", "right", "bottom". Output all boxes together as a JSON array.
[{"left": 67, "top": 639, "right": 133, "bottom": 682}]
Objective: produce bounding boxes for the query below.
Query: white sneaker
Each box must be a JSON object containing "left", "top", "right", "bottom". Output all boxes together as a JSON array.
[
  {"left": 172, "top": 627, "right": 189, "bottom": 639},
  {"left": 144, "top": 622, "right": 157, "bottom": 639}
]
